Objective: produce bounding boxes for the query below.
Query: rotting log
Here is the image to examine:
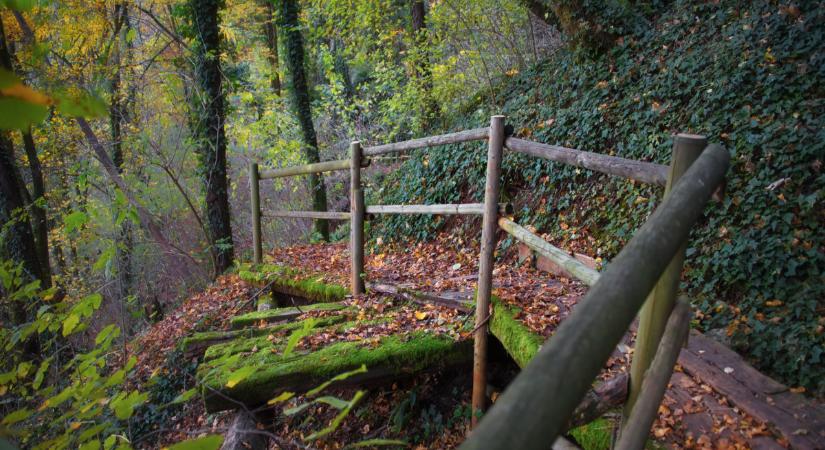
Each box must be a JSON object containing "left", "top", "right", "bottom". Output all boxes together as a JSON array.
[
  {"left": 250, "top": 162, "right": 262, "bottom": 264},
  {"left": 258, "top": 157, "right": 369, "bottom": 179},
  {"left": 567, "top": 372, "right": 629, "bottom": 430},
  {"left": 616, "top": 299, "right": 691, "bottom": 450},
  {"left": 498, "top": 218, "right": 600, "bottom": 286},
  {"left": 365, "top": 203, "right": 513, "bottom": 216},
  {"left": 367, "top": 282, "right": 473, "bottom": 312},
  {"left": 263, "top": 210, "right": 351, "bottom": 220},
  {"left": 363, "top": 127, "right": 488, "bottom": 156},
  {"left": 626, "top": 134, "right": 707, "bottom": 419},
  {"left": 472, "top": 115, "right": 505, "bottom": 426},
  {"left": 458, "top": 144, "right": 728, "bottom": 450},
  {"left": 505, "top": 137, "right": 669, "bottom": 186},
  {"left": 350, "top": 141, "right": 366, "bottom": 295},
  {"left": 221, "top": 410, "right": 267, "bottom": 450}
]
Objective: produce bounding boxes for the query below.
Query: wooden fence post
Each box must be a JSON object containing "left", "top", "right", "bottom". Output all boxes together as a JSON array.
[
  {"left": 350, "top": 141, "right": 366, "bottom": 295},
  {"left": 472, "top": 115, "right": 505, "bottom": 427},
  {"left": 624, "top": 133, "right": 707, "bottom": 419},
  {"left": 250, "top": 162, "right": 262, "bottom": 264}
]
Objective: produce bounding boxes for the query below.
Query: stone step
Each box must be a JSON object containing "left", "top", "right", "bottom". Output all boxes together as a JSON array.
[{"left": 230, "top": 302, "right": 349, "bottom": 329}]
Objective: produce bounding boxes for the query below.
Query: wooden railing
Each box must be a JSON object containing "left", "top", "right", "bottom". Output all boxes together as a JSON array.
[{"left": 248, "top": 116, "right": 729, "bottom": 448}]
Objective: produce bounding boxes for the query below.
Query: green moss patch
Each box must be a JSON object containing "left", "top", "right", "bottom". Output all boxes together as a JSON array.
[
  {"left": 230, "top": 302, "right": 349, "bottom": 329},
  {"left": 238, "top": 264, "right": 349, "bottom": 303},
  {"left": 199, "top": 332, "right": 472, "bottom": 412},
  {"left": 489, "top": 297, "right": 544, "bottom": 368}
]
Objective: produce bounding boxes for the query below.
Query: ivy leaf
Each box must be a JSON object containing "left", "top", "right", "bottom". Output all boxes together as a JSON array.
[
  {"left": 162, "top": 435, "right": 224, "bottom": 450},
  {"left": 224, "top": 366, "right": 256, "bottom": 389},
  {"left": 79, "top": 439, "right": 100, "bottom": 450}
]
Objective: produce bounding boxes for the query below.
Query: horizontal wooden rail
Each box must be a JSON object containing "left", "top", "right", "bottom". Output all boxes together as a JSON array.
[
  {"left": 459, "top": 144, "right": 729, "bottom": 450},
  {"left": 263, "top": 211, "right": 351, "bottom": 220},
  {"left": 363, "top": 127, "right": 489, "bottom": 156},
  {"left": 258, "top": 158, "right": 369, "bottom": 179},
  {"left": 498, "top": 217, "right": 600, "bottom": 286},
  {"left": 366, "top": 203, "right": 512, "bottom": 216},
  {"left": 505, "top": 137, "right": 669, "bottom": 186},
  {"left": 616, "top": 297, "right": 691, "bottom": 450}
]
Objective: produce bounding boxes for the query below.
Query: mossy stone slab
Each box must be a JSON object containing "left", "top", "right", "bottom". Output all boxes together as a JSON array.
[
  {"left": 238, "top": 264, "right": 349, "bottom": 303},
  {"left": 230, "top": 302, "right": 349, "bottom": 329},
  {"left": 199, "top": 332, "right": 472, "bottom": 412}
]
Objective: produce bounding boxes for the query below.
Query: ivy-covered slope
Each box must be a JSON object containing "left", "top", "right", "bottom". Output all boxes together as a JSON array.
[{"left": 374, "top": 1, "right": 824, "bottom": 392}]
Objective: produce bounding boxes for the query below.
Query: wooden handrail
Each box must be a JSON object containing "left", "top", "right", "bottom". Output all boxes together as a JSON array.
[
  {"left": 498, "top": 217, "right": 600, "bottom": 286},
  {"left": 505, "top": 137, "right": 669, "bottom": 186},
  {"left": 365, "top": 203, "right": 512, "bottom": 216},
  {"left": 616, "top": 298, "right": 691, "bottom": 450},
  {"left": 263, "top": 210, "right": 351, "bottom": 220},
  {"left": 363, "top": 127, "right": 489, "bottom": 156},
  {"left": 459, "top": 144, "right": 728, "bottom": 450},
  {"left": 258, "top": 158, "right": 370, "bottom": 179}
]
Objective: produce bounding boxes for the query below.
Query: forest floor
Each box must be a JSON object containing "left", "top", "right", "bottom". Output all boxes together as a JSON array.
[{"left": 128, "top": 235, "right": 823, "bottom": 449}]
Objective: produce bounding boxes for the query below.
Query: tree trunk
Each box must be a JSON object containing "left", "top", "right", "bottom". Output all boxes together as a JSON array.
[
  {"left": 528, "top": 0, "right": 626, "bottom": 56},
  {"left": 261, "top": 0, "right": 281, "bottom": 95},
  {"left": 410, "top": 0, "right": 438, "bottom": 124},
  {"left": 22, "top": 131, "right": 51, "bottom": 289},
  {"left": 189, "top": 0, "right": 235, "bottom": 273},
  {"left": 111, "top": 2, "right": 133, "bottom": 301},
  {"left": 280, "top": 0, "right": 329, "bottom": 241}
]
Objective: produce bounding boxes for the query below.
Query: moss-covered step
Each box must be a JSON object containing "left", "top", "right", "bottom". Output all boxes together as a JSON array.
[
  {"left": 489, "top": 297, "right": 544, "bottom": 369},
  {"left": 199, "top": 332, "right": 472, "bottom": 412},
  {"left": 238, "top": 264, "right": 349, "bottom": 303},
  {"left": 182, "top": 315, "right": 347, "bottom": 358},
  {"left": 230, "top": 302, "right": 350, "bottom": 330}
]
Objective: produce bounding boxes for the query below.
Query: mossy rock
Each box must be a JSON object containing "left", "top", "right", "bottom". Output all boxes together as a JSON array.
[
  {"left": 238, "top": 264, "right": 349, "bottom": 303},
  {"left": 199, "top": 331, "right": 472, "bottom": 412},
  {"left": 489, "top": 297, "right": 544, "bottom": 368},
  {"left": 230, "top": 302, "right": 350, "bottom": 330}
]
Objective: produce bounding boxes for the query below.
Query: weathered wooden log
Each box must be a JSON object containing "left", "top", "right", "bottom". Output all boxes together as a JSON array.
[
  {"left": 472, "top": 115, "right": 505, "bottom": 426},
  {"left": 257, "top": 157, "right": 369, "bottom": 179},
  {"left": 250, "top": 163, "right": 262, "bottom": 264},
  {"left": 458, "top": 144, "right": 728, "bottom": 450},
  {"left": 365, "top": 203, "right": 512, "bottom": 216},
  {"left": 350, "top": 141, "right": 366, "bottom": 295},
  {"left": 221, "top": 410, "right": 267, "bottom": 450},
  {"left": 367, "top": 282, "right": 473, "bottom": 312},
  {"left": 626, "top": 134, "right": 706, "bottom": 418},
  {"left": 567, "top": 372, "right": 629, "bottom": 430},
  {"left": 505, "top": 137, "right": 669, "bottom": 186},
  {"left": 498, "top": 218, "right": 600, "bottom": 286},
  {"left": 263, "top": 210, "right": 351, "bottom": 220},
  {"left": 616, "top": 299, "right": 691, "bottom": 450},
  {"left": 363, "top": 127, "right": 489, "bottom": 156}
]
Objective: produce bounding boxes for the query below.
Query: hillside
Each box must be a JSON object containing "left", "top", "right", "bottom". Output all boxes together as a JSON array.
[{"left": 375, "top": 0, "right": 824, "bottom": 394}]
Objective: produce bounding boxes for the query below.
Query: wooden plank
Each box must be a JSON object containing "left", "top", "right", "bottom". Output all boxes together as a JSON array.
[
  {"left": 258, "top": 157, "right": 369, "bottom": 179},
  {"left": 363, "top": 127, "right": 489, "bottom": 156},
  {"left": 263, "top": 210, "right": 351, "bottom": 220},
  {"left": 459, "top": 144, "right": 729, "bottom": 450},
  {"left": 498, "top": 217, "right": 600, "bottom": 286},
  {"left": 679, "top": 330, "right": 825, "bottom": 449},
  {"left": 505, "top": 137, "right": 669, "bottom": 186},
  {"left": 366, "top": 203, "right": 513, "bottom": 216},
  {"left": 366, "top": 282, "right": 473, "bottom": 312}
]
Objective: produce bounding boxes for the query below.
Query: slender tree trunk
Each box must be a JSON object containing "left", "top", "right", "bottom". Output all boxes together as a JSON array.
[
  {"left": 262, "top": 0, "right": 281, "bottom": 95},
  {"left": 21, "top": 130, "right": 51, "bottom": 288},
  {"left": 110, "top": 3, "right": 134, "bottom": 301},
  {"left": 280, "top": 0, "right": 329, "bottom": 241},
  {"left": 189, "top": 0, "right": 235, "bottom": 273},
  {"left": 410, "top": 0, "right": 438, "bottom": 125}
]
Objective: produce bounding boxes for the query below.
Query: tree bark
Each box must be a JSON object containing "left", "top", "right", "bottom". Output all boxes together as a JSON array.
[
  {"left": 261, "top": 0, "right": 281, "bottom": 95},
  {"left": 410, "top": 0, "right": 438, "bottom": 124},
  {"left": 189, "top": 0, "right": 235, "bottom": 273},
  {"left": 280, "top": 0, "right": 329, "bottom": 241}
]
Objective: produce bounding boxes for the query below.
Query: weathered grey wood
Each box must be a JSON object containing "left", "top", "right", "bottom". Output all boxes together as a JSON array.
[
  {"left": 363, "top": 127, "right": 489, "bottom": 156},
  {"left": 250, "top": 163, "right": 262, "bottom": 264},
  {"left": 616, "top": 298, "right": 691, "bottom": 450},
  {"left": 264, "top": 210, "right": 351, "bottom": 220},
  {"left": 258, "top": 157, "right": 369, "bottom": 179},
  {"left": 367, "top": 282, "right": 473, "bottom": 312},
  {"left": 221, "top": 410, "right": 267, "bottom": 450},
  {"left": 350, "top": 141, "right": 365, "bottom": 295},
  {"left": 626, "top": 134, "right": 707, "bottom": 418},
  {"left": 472, "top": 115, "right": 505, "bottom": 427},
  {"left": 458, "top": 144, "right": 728, "bottom": 450},
  {"left": 567, "top": 372, "right": 629, "bottom": 430},
  {"left": 365, "top": 203, "right": 512, "bottom": 216},
  {"left": 498, "top": 218, "right": 600, "bottom": 286},
  {"left": 505, "top": 137, "right": 669, "bottom": 186}
]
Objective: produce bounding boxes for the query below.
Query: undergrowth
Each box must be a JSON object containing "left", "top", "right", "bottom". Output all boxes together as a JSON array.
[{"left": 373, "top": 0, "right": 825, "bottom": 393}]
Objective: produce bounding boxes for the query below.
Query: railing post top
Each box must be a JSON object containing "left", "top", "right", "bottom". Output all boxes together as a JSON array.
[
  {"left": 350, "top": 140, "right": 361, "bottom": 146},
  {"left": 674, "top": 133, "right": 707, "bottom": 144}
]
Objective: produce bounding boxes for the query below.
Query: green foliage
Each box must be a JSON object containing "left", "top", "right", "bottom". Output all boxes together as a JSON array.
[
  {"left": 569, "top": 418, "right": 612, "bottom": 450},
  {"left": 376, "top": 0, "right": 825, "bottom": 393},
  {"left": 0, "top": 260, "right": 141, "bottom": 448}
]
